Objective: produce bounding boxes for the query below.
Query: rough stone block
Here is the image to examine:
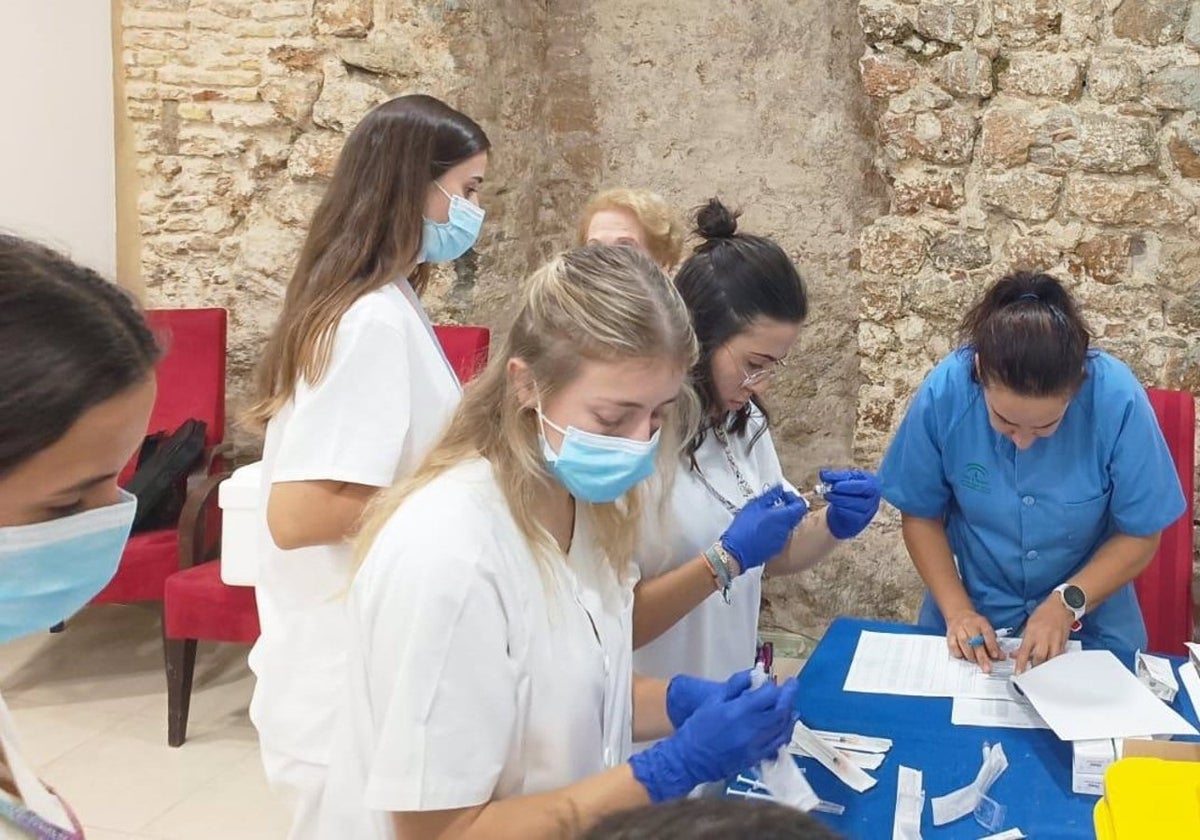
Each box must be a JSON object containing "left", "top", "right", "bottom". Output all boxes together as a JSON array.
[
  {"left": 1060, "top": 0, "right": 1102, "bottom": 46},
  {"left": 979, "top": 107, "right": 1038, "bottom": 167},
  {"left": 1030, "top": 110, "right": 1158, "bottom": 174},
  {"left": 1147, "top": 66, "right": 1200, "bottom": 111},
  {"left": 1165, "top": 284, "right": 1200, "bottom": 329},
  {"left": 1005, "top": 236, "right": 1063, "bottom": 272},
  {"left": 312, "top": 59, "right": 389, "bottom": 131},
  {"left": 1170, "top": 115, "right": 1200, "bottom": 177},
  {"left": 287, "top": 132, "right": 345, "bottom": 181},
  {"left": 930, "top": 230, "right": 992, "bottom": 269},
  {"left": 1112, "top": 0, "right": 1189, "bottom": 46},
  {"left": 859, "top": 0, "right": 914, "bottom": 42},
  {"left": 315, "top": 0, "right": 373, "bottom": 37},
  {"left": 157, "top": 67, "right": 262, "bottom": 88},
  {"left": 1072, "top": 235, "right": 1131, "bottom": 283},
  {"left": 1064, "top": 175, "right": 1195, "bottom": 226},
  {"left": 861, "top": 49, "right": 923, "bottom": 97},
  {"left": 859, "top": 219, "right": 930, "bottom": 275},
  {"left": 1188, "top": 6, "right": 1200, "bottom": 49},
  {"left": 999, "top": 52, "right": 1084, "bottom": 98},
  {"left": 338, "top": 37, "right": 422, "bottom": 78},
  {"left": 892, "top": 166, "right": 967, "bottom": 212},
  {"left": 934, "top": 48, "right": 993, "bottom": 96},
  {"left": 261, "top": 74, "right": 323, "bottom": 125},
  {"left": 993, "top": 0, "right": 1062, "bottom": 46},
  {"left": 210, "top": 102, "right": 284, "bottom": 130},
  {"left": 879, "top": 108, "right": 978, "bottom": 165},
  {"left": 916, "top": 1, "right": 979, "bottom": 44},
  {"left": 1087, "top": 54, "right": 1145, "bottom": 103},
  {"left": 981, "top": 169, "right": 1064, "bottom": 221}
]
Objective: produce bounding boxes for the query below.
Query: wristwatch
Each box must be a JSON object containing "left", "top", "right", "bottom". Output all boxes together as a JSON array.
[{"left": 1054, "top": 583, "right": 1087, "bottom": 621}]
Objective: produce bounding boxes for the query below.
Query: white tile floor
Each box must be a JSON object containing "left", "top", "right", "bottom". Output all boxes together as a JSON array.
[{"left": 0, "top": 605, "right": 289, "bottom": 839}]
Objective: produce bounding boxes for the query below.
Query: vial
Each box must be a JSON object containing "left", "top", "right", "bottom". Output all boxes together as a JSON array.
[{"left": 813, "top": 481, "right": 833, "bottom": 498}]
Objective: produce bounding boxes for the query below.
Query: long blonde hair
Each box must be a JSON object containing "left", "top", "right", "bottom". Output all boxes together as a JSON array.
[
  {"left": 356, "top": 245, "right": 700, "bottom": 573},
  {"left": 246, "top": 95, "right": 490, "bottom": 427},
  {"left": 577, "top": 188, "right": 686, "bottom": 271}
]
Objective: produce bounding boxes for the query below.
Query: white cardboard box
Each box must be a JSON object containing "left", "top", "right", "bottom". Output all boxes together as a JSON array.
[
  {"left": 1071, "top": 737, "right": 1153, "bottom": 796},
  {"left": 218, "top": 461, "right": 263, "bottom": 586},
  {"left": 1136, "top": 651, "right": 1180, "bottom": 703}
]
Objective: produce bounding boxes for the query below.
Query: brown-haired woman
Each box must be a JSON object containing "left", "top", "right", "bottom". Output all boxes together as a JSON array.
[
  {"left": 880, "top": 272, "right": 1185, "bottom": 675},
  {"left": 0, "top": 234, "right": 160, "bottom": 837},
  {"left": 244, "top": 94, "right": 490, "bottom": 839}
]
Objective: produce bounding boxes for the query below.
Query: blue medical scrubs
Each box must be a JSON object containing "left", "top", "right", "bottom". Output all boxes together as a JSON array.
[{"left": 879, "top": 349, "right": 1186, "bottom": 652}]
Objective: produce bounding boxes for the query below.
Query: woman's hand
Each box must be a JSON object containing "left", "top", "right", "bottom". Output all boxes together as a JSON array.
[
  {"left": 1012, "top": 597, "right": 1074, "bottom": 674},
  {"left": 720, "top": 486, "right": 808, "bottom": 574},
  {"left": 944, "top": 609, "right": 1003, "bottom": 673}
]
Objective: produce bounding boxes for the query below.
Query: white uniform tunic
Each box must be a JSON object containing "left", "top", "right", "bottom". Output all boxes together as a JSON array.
[
  {"left": 317, "top": 458, "right": 634, "bottom": 839},
  {"left": 634, "top": 410, "right": 793, "bottom": 683},
  {"left": 249, "top": 282, "right": 460, "bottom": 801}
]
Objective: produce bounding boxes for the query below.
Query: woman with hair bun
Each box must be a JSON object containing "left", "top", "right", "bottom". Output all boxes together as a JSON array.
[
  {"left": 631, "top": 198, "right": 882, "bottom": 691},
  {"left": 879, "top": 272, "right": 1185, "bottom": 673}
]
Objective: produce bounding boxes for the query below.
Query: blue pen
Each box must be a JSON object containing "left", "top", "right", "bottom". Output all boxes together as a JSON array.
[{"left": 967, "top": 627, "right": 1012, "bottom": 647}]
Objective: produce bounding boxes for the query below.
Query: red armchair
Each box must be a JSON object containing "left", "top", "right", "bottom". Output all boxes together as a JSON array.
[
  {"left": 162, "top": 324, "right": 490, "bottom": 746},
  {"left": 1134, "top": 388, "right": 1196, "bottom": 655},
  {"left": 93, "top": 308, "right": 230, "bottom": 606}
]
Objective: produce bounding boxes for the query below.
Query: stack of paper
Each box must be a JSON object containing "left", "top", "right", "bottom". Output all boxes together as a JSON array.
[{"left": 1011, "top": 650, "right": 1198, "bottom": 741}]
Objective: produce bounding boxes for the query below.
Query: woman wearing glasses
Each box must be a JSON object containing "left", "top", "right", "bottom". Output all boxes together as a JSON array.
[{"left": 631, "top": 199, "right": 883, "bottom": 687}]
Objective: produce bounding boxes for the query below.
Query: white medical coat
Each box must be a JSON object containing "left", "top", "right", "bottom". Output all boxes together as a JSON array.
[
  {"left": 634, "top": 410, "right": 794, "bottom": 683},
  {"left": 249, "top": 281, "right": 460, "bottom": 766},
  {"left": 317, "top": 458, "right": 634, "bottom": 839}
]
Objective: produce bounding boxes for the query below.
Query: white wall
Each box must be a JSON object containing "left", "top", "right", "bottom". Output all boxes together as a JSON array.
[{"left": 0, "top": 2, "right": 116, "bottom": 278}]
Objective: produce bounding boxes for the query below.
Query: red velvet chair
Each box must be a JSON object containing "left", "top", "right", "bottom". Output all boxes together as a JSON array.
[
  {"left": 162, "top": 324, "right": 490, "bottom": 746},
  {"left": 93, "top": 308, "right": 230, "bottom": 606},
  {"left": 1134, "top": 388, "right": 1196, "bottom": 655}
]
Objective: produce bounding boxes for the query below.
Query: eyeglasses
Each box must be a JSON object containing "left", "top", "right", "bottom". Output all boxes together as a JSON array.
[{"left": 726, "top": 346, "right": 787, "bottom": 390}]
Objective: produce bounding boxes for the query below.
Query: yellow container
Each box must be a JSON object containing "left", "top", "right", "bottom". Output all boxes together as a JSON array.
[{"left": 1094, "top": 757, "right": 1200, "bottom": 839}]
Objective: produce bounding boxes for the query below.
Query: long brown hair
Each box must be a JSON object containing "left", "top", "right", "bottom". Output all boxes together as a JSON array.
[
  {"left": 246, "top": 94, "right": 490, "bottom": 427},
  {"left": 356, "top": 245, "right": 700, "bottom": 575}
]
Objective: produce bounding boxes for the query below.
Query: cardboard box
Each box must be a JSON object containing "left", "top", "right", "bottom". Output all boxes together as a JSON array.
[
  {"left": 1135, "top": 651, "right": 1179, "bottom": 703},
  {"left": 1073, "top": 738, "right": 1157, "bottom": 796}
]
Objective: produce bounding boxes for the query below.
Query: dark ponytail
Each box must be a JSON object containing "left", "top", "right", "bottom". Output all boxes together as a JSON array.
[
  {"left": 959, "top": 271, "right": 1092, "bottom": 397},
  {"left": 0, "top": 234, "right": 161, "bottom": 476},
  {"left": 674, "top": 198, "right": 807, "bottom": 454}
]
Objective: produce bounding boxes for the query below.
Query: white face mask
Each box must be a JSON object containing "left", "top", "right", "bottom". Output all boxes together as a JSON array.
[{"left": 0, "top": 490, "right": 135, "bottom": 643}]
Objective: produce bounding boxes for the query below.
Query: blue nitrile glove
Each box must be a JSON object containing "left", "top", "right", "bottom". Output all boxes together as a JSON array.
[
  {"left": 629, "top": 677, "right": 800, "bottom": 802},
  {"left": 665, "top": 669, "right": 753, "bottom": 730},
  {"left": 720, "top": 485, "right": 808, "bottom": 573},
  {"left": 821, "top": 468, "right": 882, "bottom": 539}
]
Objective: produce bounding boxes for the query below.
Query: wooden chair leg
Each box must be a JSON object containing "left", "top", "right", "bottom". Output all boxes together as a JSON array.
[{"left": 164, "top": 636, "right": 197, "bottom": 748}]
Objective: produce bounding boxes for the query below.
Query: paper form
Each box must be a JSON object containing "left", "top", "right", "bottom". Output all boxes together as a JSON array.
[
  {"left": 951, "top": 697, "right": 1050, "bottom": 730},
  {"left": 844, "top": 632, "right": 1019, "bottom": 699},
  {"left": 1012, "top": 650, "right": 1199, "bottom": 741}
]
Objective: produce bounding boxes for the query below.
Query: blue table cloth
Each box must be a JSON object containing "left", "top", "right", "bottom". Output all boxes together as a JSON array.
[{"left": 782, "top": 617, "right": 1200, "bottom": 839}]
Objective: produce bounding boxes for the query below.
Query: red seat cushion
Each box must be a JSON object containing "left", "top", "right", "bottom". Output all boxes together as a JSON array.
[
  {"left": 92, "top": 529, "right": 179, "bottom": 604},
  {"left": 164, "top": 561, "right": 260, "bottom": 644}
]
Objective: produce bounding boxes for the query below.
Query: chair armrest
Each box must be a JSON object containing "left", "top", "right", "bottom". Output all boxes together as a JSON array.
[{"left": 177, "top": 469, "right": 232, "bottom": 570}]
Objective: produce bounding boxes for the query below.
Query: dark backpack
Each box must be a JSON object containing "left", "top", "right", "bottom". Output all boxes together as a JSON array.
[{"left": 126, "top": 419, "right": 208, "bottom": 532}]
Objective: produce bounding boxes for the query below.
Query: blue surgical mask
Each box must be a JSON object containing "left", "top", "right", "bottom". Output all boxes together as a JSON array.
[
  {"left": 420, "top": 182, "right": 485, "bottom": 264},
  {"left": 539, "top": 408, "right": 660, "bottom": 503},
  {"left": 0, "top": 490, "right": 135, "bottom": 644}
]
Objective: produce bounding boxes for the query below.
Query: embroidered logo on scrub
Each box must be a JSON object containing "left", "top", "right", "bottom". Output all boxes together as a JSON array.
[{"left": 962, "top": 463, "right": 991, "bottom": 493}]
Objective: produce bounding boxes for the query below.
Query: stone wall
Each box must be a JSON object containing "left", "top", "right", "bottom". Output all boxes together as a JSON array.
[
  {"left": 117, "top": 0, "right": 1197, "bottom": 635},
  {"left": 119, "top": 0, "right": 550, "bottom": 437},
  {"left": 119, "top": 0, "right": 888, "bottom": 634},
  {"left": 854, "top": 0, "right": 1200, "bottom": 619}
]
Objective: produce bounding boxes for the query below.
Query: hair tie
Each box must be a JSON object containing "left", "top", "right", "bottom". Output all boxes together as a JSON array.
[{"left": 1018, "top": 293, "right": 1040, "bottom": 302}]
